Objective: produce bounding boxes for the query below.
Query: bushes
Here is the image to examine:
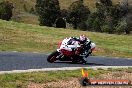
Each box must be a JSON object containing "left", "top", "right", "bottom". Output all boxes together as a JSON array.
[
  {"left": 0, "top": 1, "right": 13, "bottom": 21},
  {"left": 66, "top": 0, "right": 90, "bottom": 29},
  {"left": 55, "top": 17, "right": 66, "bottom": 28},
  {"left": 84, "top": 0, "right": 130, "bottom": 34},
  {"left": 35, "top": 0, "right": 131, "bottom": 34},
  {"left": 35, "top": 0, "right": 60, "bottom": 27},
  {"left": 115, "top": 18, "right": 127, "bottom": 34}
]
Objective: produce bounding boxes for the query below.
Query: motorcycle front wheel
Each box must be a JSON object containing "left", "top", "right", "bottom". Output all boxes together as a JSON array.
[{"left": 47, "top": 51, "right": 60, "bottom": 63}]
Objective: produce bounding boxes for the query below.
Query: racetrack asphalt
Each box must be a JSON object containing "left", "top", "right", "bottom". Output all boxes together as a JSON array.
[{"left": 0, "top": 52, "right": 132, "bottom": 71}]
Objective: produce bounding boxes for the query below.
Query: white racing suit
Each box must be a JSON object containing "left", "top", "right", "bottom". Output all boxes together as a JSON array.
[
  {"left": 60, "top": 37, "right": 81, "bottom": 52},
  {"left": 59, "top": 37, "right": 87, "bottom": 62}
]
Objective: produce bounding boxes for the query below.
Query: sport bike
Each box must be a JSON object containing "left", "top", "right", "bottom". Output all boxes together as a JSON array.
[{"left": 47, "top": 39, "right": 96, "bottom": 64}]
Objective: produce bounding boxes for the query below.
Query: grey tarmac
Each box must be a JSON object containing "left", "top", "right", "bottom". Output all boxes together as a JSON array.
[{"left": 0, "top": 52, "right": 132, "bottom": 73}]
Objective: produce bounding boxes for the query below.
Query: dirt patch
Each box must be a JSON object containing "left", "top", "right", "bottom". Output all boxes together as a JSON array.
[{"left": 27, "top": 71, "right": 132, "bottom": 88}]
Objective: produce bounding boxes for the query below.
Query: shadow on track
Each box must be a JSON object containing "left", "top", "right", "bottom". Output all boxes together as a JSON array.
[{"left": 54, "top": 61, "right": 105, "bottom": 66}]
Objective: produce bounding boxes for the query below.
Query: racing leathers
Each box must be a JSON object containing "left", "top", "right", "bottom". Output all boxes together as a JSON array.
[
  {"left": 60, "top": 37, "right": 89, "bottom": 63},
  {"left": 59, "top": 37, "right": 80, "bottom": 52}
]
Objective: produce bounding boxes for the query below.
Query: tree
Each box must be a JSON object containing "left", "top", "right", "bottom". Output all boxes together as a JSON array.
[
  {"left": 94, "top": 0, "right": 119, "bottom": 33},
  {"left": 120, "top": 0, "right": 128, "bottom": 16},
  {"left": 105, "top": 15, "right": 114, "bottom": 33},
  {"left": 93, "top": 17, "right": 102, "bottom": 32},
  {"left": 60, "top": 9, "right": 68, "bottom": 18},
  {"left": 0, "top": 1, "right": 13, "bottom": 21},
  {"left": 115, "top": 17, "right": 127, "bottom": 34},
  {"left": 30, "top": 7, "right": 36, "bottom": 14},
  {"left": 23, "top": 4, "right": 28, "bottom": 12},
  {"left": 35, "top": 0, "right": 60, "bottom": 27},
  {"left": 125, "top": 12, "right": 132, "bottom": 34},
  {"left": 55, "top": 17, "right": 66, "bottom": 28},
  {"left": 100, "top": 0, "right": 112, "bottom": 6},
  {"left": 67, "top": 0, "right": 90, "bottom": 29}
]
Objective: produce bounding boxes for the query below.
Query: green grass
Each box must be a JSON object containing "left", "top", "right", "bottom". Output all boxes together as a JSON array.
[
  {"left": 0, "top": 19, "right": 132, "bottom": 58},
  {"left": 0, "top": 0, "right": 38, "bottom": 24},
  {"left": 12, "top": 14, "right": 39, "bottom": 25},
  {"left": 0, "top": 69, "right": 108, "bottom": 88},
  {"left": 0, "top": 68, "right": 131, "bottom": 88}
]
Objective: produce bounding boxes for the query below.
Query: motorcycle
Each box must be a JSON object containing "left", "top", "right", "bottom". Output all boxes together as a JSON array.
[{"left": 47, "top": 38, "right": 96, "bottom": 64}]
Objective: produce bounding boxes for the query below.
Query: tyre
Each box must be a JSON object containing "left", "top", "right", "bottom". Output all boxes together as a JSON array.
[{"left": 47, "top": 51, "right": 60, "bottom": 63}]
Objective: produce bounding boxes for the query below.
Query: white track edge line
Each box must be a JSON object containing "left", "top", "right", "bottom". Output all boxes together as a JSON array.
[{"left": 0, "top": 66, "right": 132, "bottom": 74}]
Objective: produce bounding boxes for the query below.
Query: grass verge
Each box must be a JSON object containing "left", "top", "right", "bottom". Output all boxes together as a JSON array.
[
  {"left": 0, "top": 68, "right": 131, "bottom": 88},
  {"left": 0, "top": 19, "right": 132, "bottom": 58},
  {"left": 0, "top": 20, "right": 132, "bottom": 57},
  {"left": 0, "top": 69, "right": 100, "bottom": 88}
]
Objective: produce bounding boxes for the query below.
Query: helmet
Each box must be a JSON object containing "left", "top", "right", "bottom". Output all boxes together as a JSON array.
[{"left": 79, "top": 34, "right": 87, "bottom": 42}]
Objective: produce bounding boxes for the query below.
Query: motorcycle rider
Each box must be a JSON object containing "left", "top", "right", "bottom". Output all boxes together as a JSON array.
[{"left": 60, "top": 34, "right": 91, "bottom": 63}]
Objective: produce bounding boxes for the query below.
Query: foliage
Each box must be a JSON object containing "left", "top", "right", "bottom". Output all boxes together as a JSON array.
[
  {"left": 60, "top": 9, "right": 68, "bottom": 18},
  {"left": 35, "top": 0, "right": 60, "bottom": 27},
  {"left": 125, "top": 13, "right": 132, "bottom": 34},
  {"left": 115, "top": 4, "right": 132, "bottom": 34},
  {"left": 100, "top": 0, "right": 112, "bottom": 6},
  {"left": 84, "top": 0, "right": 131, "bottom": 34},
  {"left": 101, "top": 25, "right": 110, "bottom": 32},
  {"left": 86, "top": 10, "right": 104, "bottom": 32},
  {"left": 23, "top": 4, "right": 28, "bottom": 12},
  {"left": 92, "top": 17, "right": 102, "bottom": 32},
  {"left": 55, "top": 17, "right": 66, "bottom": 28},
  {"left": 30, "top": 7, "right": 36, "bottom": 14},
  {"left": 0, "top": 1, "right": 13, "bottom": 21},
  {"left": 115, "top": 18, "right": 127, "bottom": 34},
  {"left": 78, "top": 21, "right": 88, "bottom": 31},
  {"left": 66, "top": 0, "right": 90, "bottom": 29}
]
